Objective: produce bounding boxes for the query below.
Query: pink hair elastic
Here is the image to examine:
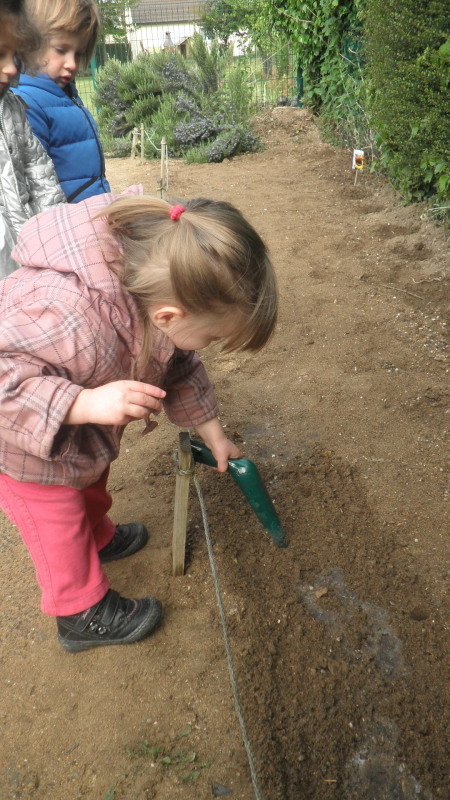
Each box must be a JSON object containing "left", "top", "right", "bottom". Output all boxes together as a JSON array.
[{"left": 169, "top": 204, "right": 185, "bottom": 221}]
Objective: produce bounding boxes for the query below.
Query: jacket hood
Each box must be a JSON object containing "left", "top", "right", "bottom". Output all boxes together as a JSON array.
[{"left": 11, "top": 186, "right": 143, "bottom": 302}]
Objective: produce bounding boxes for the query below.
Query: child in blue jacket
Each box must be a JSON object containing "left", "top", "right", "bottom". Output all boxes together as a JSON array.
[
  {"left": 0, "top": 0, "right": 65, "bottom": 278},
  {"left": 13, "top": 0, "right": 110, "bottom": 203}
]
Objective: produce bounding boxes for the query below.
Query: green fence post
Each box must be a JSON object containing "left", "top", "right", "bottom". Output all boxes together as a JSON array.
[
  {"left": 296, "top": 63, "right": 303, "bottom": 107},
  {"left": 90, "top": 54, "right": 97, "bottom": 89},
  {"left": 89, "top": 54, "right": 99, "bottom": 114}
]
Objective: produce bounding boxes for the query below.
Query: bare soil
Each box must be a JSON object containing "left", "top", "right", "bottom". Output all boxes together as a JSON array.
[{"left": 0, "top": 108, "right": 448, "bottom": 800}]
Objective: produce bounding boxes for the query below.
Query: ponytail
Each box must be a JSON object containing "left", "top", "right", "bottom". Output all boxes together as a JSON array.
[{"left": 98, "top": 195, "right": 278, "bottom": 364}]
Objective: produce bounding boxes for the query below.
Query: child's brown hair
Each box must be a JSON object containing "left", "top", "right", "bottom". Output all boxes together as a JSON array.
[
  {"left": 25, "top": 0, "right": 99, "bottom": 66},
  {"left": 1, "top": 0, "right": 42, "bottom": 73},
  {"left": 98, "top": 196, "right": 278, "bottom": 364}
]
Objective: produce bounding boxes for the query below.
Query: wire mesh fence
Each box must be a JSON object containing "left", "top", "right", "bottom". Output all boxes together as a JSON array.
[{"left": 77, "top": 0, "right": 299, "bottom": 116}]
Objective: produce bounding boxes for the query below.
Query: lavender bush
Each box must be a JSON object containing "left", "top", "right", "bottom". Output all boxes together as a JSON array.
[{"left": 94, "top": 42, "right": 260, "bottom": 163}]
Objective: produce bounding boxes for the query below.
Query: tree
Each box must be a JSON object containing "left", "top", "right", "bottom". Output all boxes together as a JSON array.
[
  {"left": 97, "top": 0, "right": 140, "bottom": 40},
  {"left": 200, "top": 0, "right": 250, "bottom": 51}
]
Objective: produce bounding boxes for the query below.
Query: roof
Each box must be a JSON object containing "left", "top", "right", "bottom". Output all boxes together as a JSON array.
[{"left": 129, "top": 0, "right": 208, "bottom": 25}]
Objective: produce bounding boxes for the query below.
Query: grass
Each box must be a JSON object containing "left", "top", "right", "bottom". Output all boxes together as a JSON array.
[
  {"left": 75, "top": 75, "right": 97, "bottom": 116},
  {"left": 101, "top": 725, "right": 212, "bottom": 798}
]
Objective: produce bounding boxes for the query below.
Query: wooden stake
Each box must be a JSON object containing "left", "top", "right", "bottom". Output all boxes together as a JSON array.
[
  {"left": 172, "top": 431, "right": 194, "bottom": 576},
  {"left": 140, "top": 122, "right": 144, "bottom": 163},
  {"left": 159, "top": 136, "right": 166, "bottom": 198},
  {"left": 131, "top": 127, "right": 137, "bottom": 158}
]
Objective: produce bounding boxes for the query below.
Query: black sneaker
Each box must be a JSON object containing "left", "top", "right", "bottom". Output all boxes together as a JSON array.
[
  {"left": 98, "top": 523, "right": 149, "bottom": 563},
  {"left": 57, "top": 589, "right": 162, "bottom": 652}
]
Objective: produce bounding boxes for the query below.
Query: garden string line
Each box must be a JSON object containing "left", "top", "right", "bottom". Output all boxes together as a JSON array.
[{"left": 193, "top": 472, "right": 265, "bottom": 800}]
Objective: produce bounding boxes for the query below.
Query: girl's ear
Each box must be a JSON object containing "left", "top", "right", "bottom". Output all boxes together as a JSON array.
[{"left": 150, "top": 305, "right": 186, "bottom": 330}]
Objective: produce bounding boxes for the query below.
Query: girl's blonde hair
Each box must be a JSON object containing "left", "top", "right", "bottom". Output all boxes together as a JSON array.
[
  {"left": 98, "top": 196, "right": 278, "bottom": 364},
  {"left": 25, "top": 0, "right": 99, "bottom": 65},
  {"left": 1, "top": 0, "right": 43, "bottom": 73}
]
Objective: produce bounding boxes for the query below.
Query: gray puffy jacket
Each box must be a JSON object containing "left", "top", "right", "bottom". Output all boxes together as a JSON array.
[{"left": 0, "top": 90, "right": 65, "bottom": 279}]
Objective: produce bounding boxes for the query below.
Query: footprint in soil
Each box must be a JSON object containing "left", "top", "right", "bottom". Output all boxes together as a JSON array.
[
  {"left": 299, "top": 568, "right": 403, "bottom": 679},
  {"left": 346, "top": 718, "right": 434, "bottom": 800},
  {"left": 299, "top": 570, "right": 434, "bottom": 800}
]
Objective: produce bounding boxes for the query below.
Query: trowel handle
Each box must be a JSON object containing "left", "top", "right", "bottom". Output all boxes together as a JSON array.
[
  {"left": 189, "top": 438, "right": 240, "bottom": 471},
  {"left": 189, "top": 437, "right": 269, "bottom": 481}
]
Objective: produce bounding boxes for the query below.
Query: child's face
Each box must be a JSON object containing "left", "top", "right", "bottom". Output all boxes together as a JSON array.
[
  {"left": 42, "top": 32, "right": 85, "bottom": 87},
  {"left": 152, "top": 308, "right": 242, "bottom": 351},
  {"left": 0, "top": 21, "right": 19, "bottom": 90}
]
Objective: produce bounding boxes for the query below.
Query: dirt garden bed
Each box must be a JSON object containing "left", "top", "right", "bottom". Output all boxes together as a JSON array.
[{"left": 0, "top": 108, "right": 448, "bottom": 800}]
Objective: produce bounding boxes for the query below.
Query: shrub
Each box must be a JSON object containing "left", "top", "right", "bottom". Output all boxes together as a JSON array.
[
  {"left": 205, "top": 126, "right": 260, "bottom": 162},
  {"left": 183, "top": 143, "right": 209, "bottom": 164},
  {"left": 94, "top": 43, "right": 261, "bottom": 163},
  {"left": 362, "top": 0, "right": 449, "bottom": 203},
  {"left": 224, "top": 65, "right": 251, "bottom": 122},
  {"left": 100, "top": 132, "right": 131, "bottom": 158},
  {"left": 189, "top": 31, "right": 219, "bottom": 93},
  {"left": 146, "top": 97, "right": 181, "bottom": 157},
  {"left": 94, "top": 55, "right": 161, "bottom": 137}
]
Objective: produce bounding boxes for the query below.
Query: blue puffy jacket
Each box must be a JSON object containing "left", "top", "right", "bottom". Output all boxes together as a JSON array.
[{"left": 12, "top": 74, "right": 110, "bottom": 203}]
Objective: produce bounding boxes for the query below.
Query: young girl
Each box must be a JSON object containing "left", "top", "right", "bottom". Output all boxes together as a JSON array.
[
  {"left": 0, "top": 0, "right": 65, "bottom": 278},
  {"left": 12, "top": 0, "right": 110, "bottom": 202},
  {"left": 0, "top": 190, "right": 278, "bottom": 652}
]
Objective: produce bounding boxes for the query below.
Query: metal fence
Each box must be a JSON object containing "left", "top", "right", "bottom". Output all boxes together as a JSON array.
[{"left": 77, "top": 0, "right": 299, "bottom": 115}]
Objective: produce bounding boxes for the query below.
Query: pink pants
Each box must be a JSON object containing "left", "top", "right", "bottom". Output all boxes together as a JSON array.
[{"left": 0, "top": 470, "right": 114, "bottom": 616}]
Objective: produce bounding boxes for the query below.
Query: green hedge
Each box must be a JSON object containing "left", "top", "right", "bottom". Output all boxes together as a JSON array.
[{"left": 364, "top": 0, "right": 449, "bottom": 204}]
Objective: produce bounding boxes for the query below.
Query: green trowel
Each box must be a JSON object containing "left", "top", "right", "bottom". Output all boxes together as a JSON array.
[{"left": 189, "top": 438, "right": 287, "bottom": 547}]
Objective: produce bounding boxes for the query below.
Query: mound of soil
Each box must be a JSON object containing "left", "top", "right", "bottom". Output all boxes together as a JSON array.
[{"left": 1, "top": 109, "right": 448, "bottom": 800}]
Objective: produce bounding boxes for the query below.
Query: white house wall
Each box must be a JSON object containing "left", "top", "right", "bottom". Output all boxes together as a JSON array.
[
  {"left": 123, "top": 8, "right": 248, "bottom": 58},
  {"left": 127, "top": 23, "right": 198, "bottom": 56}
]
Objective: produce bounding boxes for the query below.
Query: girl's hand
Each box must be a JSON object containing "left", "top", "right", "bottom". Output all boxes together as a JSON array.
[
  {"left": 209, "top": 437, "right": 243, "bottom": 473},
  {"left": 195, "top": 417, "right": 243, "bottom": 472},
  {"left": 64, "top": 381, "right": 166, "bottom": 426}
]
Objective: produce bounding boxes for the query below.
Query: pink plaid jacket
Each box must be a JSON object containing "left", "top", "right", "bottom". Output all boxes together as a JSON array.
[{"left": 0, "top": 189, "right": 218, "bottom": 489}]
